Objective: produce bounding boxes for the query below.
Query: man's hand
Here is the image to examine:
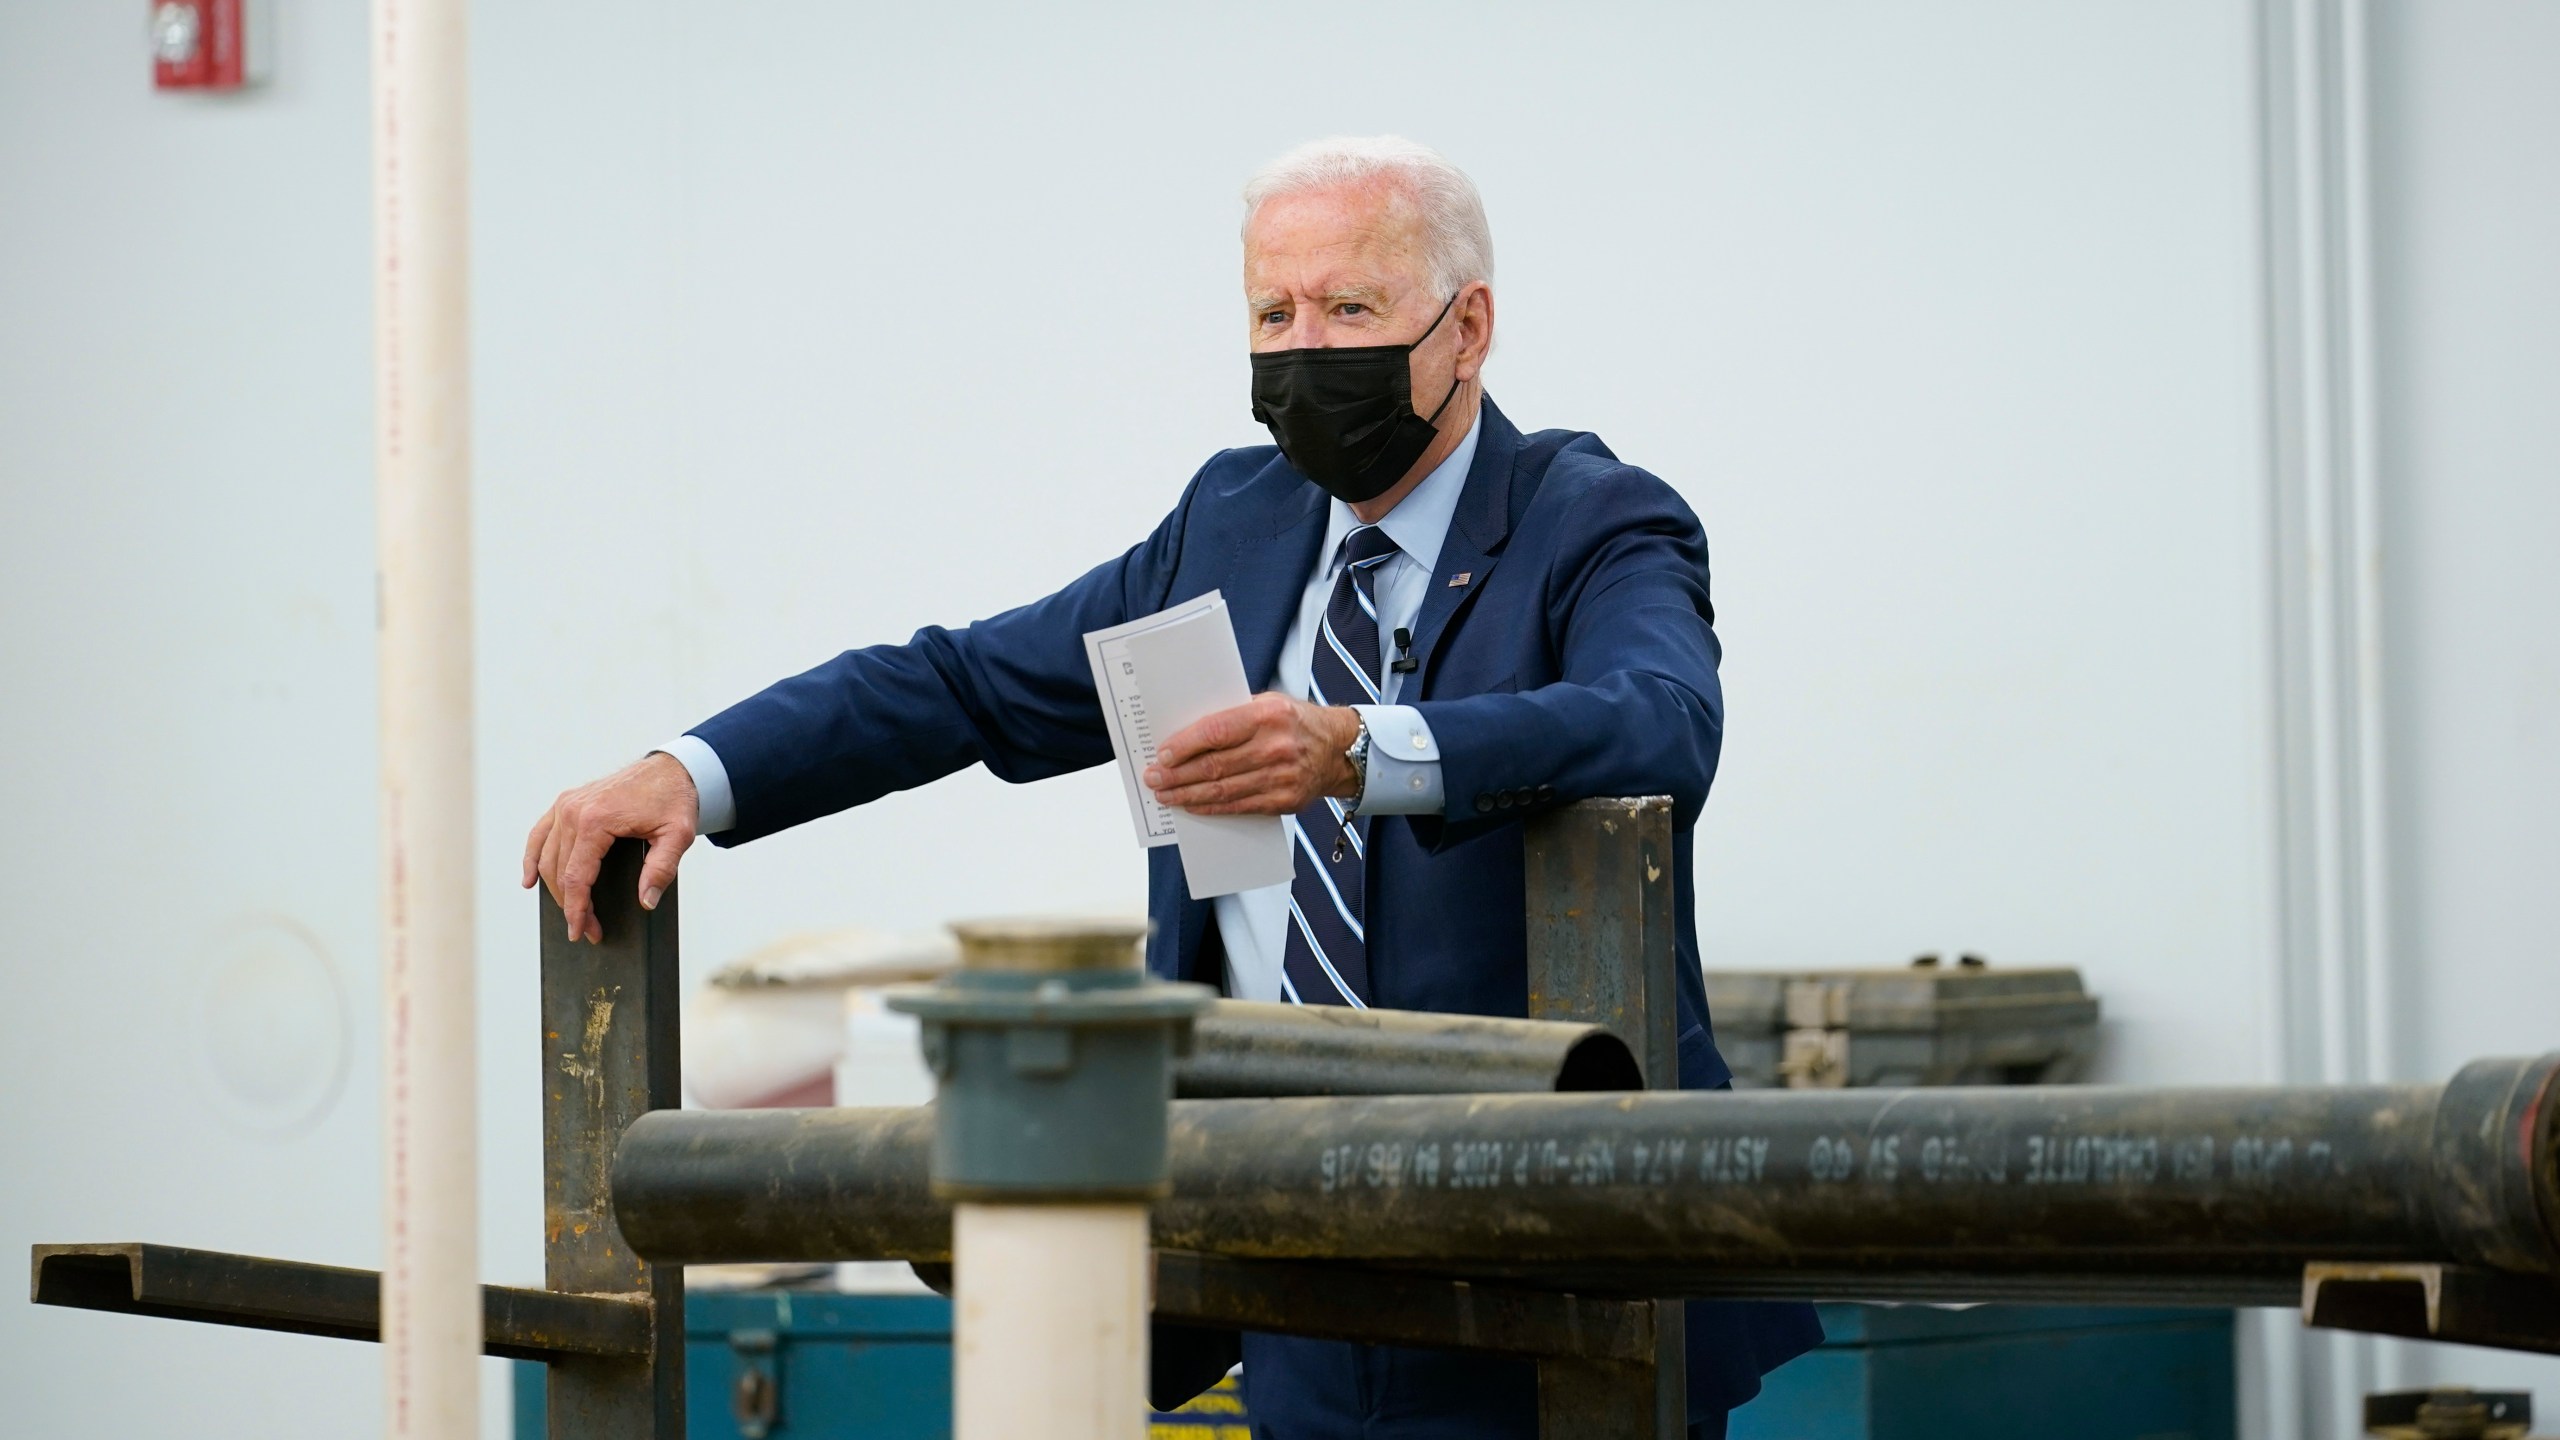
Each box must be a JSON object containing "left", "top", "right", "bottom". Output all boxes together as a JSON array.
[
  {"left": 522, "top": 752, "right": 700, "bottom": 944},
  {"left": 1145, "top": 693, "right": 1360, "bottom": 816}
]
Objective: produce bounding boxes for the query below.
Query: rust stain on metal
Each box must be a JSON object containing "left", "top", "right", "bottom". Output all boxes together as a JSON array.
[{"left": 557, "top": 987, "right": 620, "bottom": 1113}]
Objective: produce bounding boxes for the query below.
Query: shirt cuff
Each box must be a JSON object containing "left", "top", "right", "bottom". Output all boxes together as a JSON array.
[
  {"left": 656, "top": 733, "right": 738, "bottom": 835},
  {"left": 1350, "top": 705, "right": 1444, "bottom": 815}
]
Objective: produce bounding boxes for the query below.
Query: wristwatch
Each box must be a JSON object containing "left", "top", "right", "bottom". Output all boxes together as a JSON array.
[{"left": 1341, "top": 711, "right": 1372, "bottom": 815}]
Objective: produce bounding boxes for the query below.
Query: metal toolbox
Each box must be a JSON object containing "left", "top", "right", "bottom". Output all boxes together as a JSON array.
[
  {"left": 515, "top": 1292, "right": 954, "bottom": 1439},
  {"left": 1728, "top": 1303, "right": 2235, "bottom": 1440},
  {"left": 512, "top": 1289, "right": 1255, "bottom": 1439},
  {"left": 1705, "top": 958, "right": 2099, "bottom": 1089}
]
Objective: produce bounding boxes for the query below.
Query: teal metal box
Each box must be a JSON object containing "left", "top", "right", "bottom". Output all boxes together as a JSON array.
[
  {"left": 1728, "top": 1304, "right": 2235, "bottom": 1440},
  {"left": 515, "top": 1292, "right": 954, "bottom": 1440},
  {"left": 514, "top": 1289, "right": 1253, "bottom": 1438},
  {"left": 518, "top": 1294, "right": 2227, "bottom": 1439}
]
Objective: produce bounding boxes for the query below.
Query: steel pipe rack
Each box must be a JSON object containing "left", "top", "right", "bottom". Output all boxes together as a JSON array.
[{"left": 31, "top": 805, "right": 2560, "bottom": 1440}]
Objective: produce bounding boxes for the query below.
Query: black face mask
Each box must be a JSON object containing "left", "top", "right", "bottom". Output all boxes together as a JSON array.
[{"left": 1249, "top": 292, "right": 1462, "bottom": 504}]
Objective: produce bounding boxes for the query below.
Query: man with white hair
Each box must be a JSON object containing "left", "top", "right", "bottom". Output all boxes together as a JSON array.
[{"left": 526, "top": 135, "right": 1821, "bottom": 1438}]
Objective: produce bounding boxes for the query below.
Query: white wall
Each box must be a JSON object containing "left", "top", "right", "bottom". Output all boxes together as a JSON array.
[
  {"left": 2370, "top": 0, "right": 2560, "bottom": 1096},
  {"left": 467, "top": 0, "right": 2279, "bottom": 1087},
  {"left": 2367, "top": 0, "right": 2560, "bottom": 1407},
  {"left": 0, "top": 2, "right": 2549, "bottom": 1436},
  {"left": 0, "top": 1, "right": 388, "bottom": 1433}
]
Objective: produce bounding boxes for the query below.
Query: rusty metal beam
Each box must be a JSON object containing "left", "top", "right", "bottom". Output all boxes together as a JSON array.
[
  {"left": 1526, "top": 797, "right": 1681, "bottom": 1091},
  {"left": 539, "top": 838, "right": 684, "bottom": 1438},
  {"left": 1525, "top": 796, "right": 1684, "bottom": 1438},
  {"left": 28, "top": 1244, "right": 648, "bottom": 1363}
]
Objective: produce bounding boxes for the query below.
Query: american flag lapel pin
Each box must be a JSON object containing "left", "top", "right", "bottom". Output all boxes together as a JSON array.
[{"left": 1448, "top": 571, "right": 1472, "bottom": 588}]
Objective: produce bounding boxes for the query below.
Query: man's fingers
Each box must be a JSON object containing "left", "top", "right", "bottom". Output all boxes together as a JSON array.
[
  {"left": 1179, "top": 783, "right": 1301, "bottom": 817},
  {"left": 1156, "top": 704, "right": 1259, "bottom": 771},
  {"left": 540, "top": 802, "right": 582, "bottom": 912},
  {"left": 1155, "top": 745, "right": 1250, "bottom": 791},
  {"left": 1156, "top": 762, "right": 1267, "bottom": 807},
  {"left": 536, "top": 807, "right": 567, "bottom": 906},
  {"left": 528, "top": 754, "right": 707, "bottom": 937},
  {"left": 637, "top": 827, "right": 691, "bottom": 912},
  {"left": 522, "top": 811, "right": 555, "bottom": 889},
  {"left": 1150, "top": 696, "right": 1331, "bottom": 812},
  {"left": 1151, "top": 705, "right": 1288, "bottom": 786},
  {"left": 1156, "top": 768, "right": 1302, "bottom": 813},
  {"left": 1151, "top": 779, "right": 1227, "bottom": 810},
  {"left": 558, "top": 827, "right": 615, "bottom": 944}
]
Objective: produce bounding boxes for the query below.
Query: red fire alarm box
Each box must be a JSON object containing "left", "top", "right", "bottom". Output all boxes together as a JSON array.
[{"left": 153, "top": 0, "right": 264, "bottom": 92}]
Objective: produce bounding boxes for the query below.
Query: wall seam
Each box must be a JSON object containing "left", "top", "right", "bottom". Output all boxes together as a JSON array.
[{"left": 2252, "top": 0, "right": 2396, "bottom": 1433}]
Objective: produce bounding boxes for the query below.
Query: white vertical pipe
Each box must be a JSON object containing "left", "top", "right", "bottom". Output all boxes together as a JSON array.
[
  {"left": 953, "top": 1203, "right": 1150, "bottom": 1440},
  {"left": 374, "top": 0, "right": 477, "bottom": 1433}
]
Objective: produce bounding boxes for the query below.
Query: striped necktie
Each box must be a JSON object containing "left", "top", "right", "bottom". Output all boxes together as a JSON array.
[{"left": 1280, "top": 523, "right": 1401, "bottom": 1007}]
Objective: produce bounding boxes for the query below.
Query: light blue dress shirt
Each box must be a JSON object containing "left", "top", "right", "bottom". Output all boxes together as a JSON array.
[{"left": 661, "top": 403, "right": 1476, "bottom": 1003}]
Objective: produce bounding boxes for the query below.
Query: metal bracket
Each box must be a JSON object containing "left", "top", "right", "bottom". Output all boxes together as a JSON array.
[
  {"left": 28, "top": 1243, "right": 650, "bottom": 1362},
  {"left": 2304, "top": 1262, "right": 2560, "bottom": 1355},
  {"left": 2362, "top": 1387, "right": 2534, "bottom": 1440},
  {"left": 727, "top": 1328, "right": 781, "bottom": 1439}
]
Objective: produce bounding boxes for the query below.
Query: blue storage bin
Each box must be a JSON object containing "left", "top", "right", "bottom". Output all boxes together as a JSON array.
[
  {"left": 513, "top": 1290, "right": 1254, "bottom": 1438},
  {"left": 1728, "top": 1304, "right": 2235, "bottom": 1440},
  {"left": 515, "top": 1292, "right": 953, "bottom": 1439},
  {"left": 516, "top": 1294, "right": 2225, "bottom": 1439}
]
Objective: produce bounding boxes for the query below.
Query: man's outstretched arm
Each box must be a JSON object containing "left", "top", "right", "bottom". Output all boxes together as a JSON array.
[{"left": 523, "top": 459, "right": 1224, "bottom": 941}]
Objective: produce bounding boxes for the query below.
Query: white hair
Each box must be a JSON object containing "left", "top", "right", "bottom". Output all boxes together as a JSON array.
[{"left": 1241, "top": 135, "right": 1494, "bottom": 298}]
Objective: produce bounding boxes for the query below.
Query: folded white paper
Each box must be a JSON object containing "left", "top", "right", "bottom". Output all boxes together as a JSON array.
[{"left": 1082, "top": 593, "right": 1295, "bottom": 899}]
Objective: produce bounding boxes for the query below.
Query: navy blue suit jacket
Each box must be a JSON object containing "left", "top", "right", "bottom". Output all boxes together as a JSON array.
[{"left": 692, "top": 399, "right": 1821, "bottom": 1431}]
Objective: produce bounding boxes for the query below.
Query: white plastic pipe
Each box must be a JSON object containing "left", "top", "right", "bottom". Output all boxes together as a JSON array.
[
  {"left": 373, "top": 0, "right": 477, "bottom": 1433},
  {"left": 953, "top": 1203, "right": 1150, "bottom": 1440}
]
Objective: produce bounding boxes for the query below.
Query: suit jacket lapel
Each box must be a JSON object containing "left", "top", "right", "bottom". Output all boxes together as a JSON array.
[
  {"left": 1407, "top": 398, "right": 1523, "bottom": 689},
  {"left": 1225, "top": 476, "right": 1329, "bottom": 691}
]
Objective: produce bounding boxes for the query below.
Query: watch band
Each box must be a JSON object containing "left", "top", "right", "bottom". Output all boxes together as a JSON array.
[{"left": 1342, "top": 712, "right": 1372, "bottom": 816}]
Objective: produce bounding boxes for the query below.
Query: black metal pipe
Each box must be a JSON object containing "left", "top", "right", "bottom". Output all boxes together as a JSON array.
[
  {"left": 1179, "top": 1001, "right": 1642, "bottom": 1098},
  {"left": 612, "top": 1054, "right": 2560, "bottom": 1287}
]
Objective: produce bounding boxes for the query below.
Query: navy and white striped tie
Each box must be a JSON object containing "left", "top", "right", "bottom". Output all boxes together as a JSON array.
[{"left": 1280, "top": 523, "right": 1401, "bottom": 1008}]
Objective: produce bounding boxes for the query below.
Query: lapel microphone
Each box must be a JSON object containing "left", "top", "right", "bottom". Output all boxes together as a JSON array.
[{"left": 1390, "top": 626, "right": 1418, "bottom": 674}]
